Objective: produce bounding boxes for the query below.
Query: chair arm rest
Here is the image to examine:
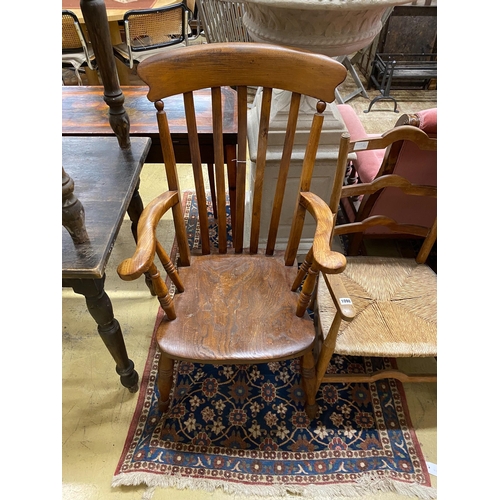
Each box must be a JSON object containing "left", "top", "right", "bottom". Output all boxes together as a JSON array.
[
  {"left": 322, "top": 273, "right": 356, "bottom": 321},
  {"left": 117, "top": 191, "right": 179, "bottom": 281},
  {"left": 299, "top": 191, "right": 347, "bottom": 274}
]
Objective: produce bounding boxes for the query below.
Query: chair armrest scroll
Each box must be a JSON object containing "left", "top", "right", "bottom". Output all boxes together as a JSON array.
[
  {"left": 299, "top": 191, "right": 347, "bottom": 274},
  {"left": 117, "top": 191, "right": 179, "bottom": 281}
]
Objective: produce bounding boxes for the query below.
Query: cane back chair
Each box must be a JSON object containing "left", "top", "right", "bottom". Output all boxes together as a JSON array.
[
  {"left": 113, "top": 2, "right": 190, "bottom": 70},
  {"left": 314, "top": 126, "right": 437, "bottom": 389},
  {"left": 117, "top": 43, "right": 348, "bottom": 419},
  {"left": 62, "top": 10, "right": 96, "bottom": 85}
]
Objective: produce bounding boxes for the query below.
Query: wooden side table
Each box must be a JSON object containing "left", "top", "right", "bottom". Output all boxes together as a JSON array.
[
  {"left": 62, "top": 136, "right": 152, "bottom": 392},
  {"left": 62, "top": 85, "right": 238, "bottom": 220}
]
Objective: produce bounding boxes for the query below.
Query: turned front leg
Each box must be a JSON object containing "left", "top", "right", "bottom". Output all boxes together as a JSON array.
[
  {"left": 296, "top": 264, "right": 319, "bottom": 317},
  {"left": 157, "top": 353, "right": 174, "bottom": 413},
  {"left": 301, "top": 350, "right": 318, "bottom": 420}
]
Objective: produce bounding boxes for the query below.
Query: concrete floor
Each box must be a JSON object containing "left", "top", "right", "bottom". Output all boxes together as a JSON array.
[{"left": 62, "top": 56, "right": 438, "bottom": 499}]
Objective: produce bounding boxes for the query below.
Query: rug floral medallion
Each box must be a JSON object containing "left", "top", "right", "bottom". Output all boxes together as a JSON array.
[{"left": 113, "top": 193, "right": 436, "bottom": 499}]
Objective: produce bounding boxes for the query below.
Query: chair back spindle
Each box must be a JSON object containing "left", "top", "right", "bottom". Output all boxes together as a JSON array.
[
  {"left": 249, "top": 86, "right": 272, "bottom": 254},
  {"left": 233, "top": 86, "right": 248, "bottom": 253}
]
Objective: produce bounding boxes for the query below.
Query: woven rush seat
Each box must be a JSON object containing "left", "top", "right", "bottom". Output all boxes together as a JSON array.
[
  {"left": 317, "top": 256, "right": 437, "bottom": 359},
  {"left": 156, "top": 253, "right": 316, "bottom": 362}
]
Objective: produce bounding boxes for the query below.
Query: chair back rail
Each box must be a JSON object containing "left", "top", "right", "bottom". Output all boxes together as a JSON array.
[
  {"left": 137, "top": 43, "right": 347, "bottom": 264},
  {"left": 329, "top": 126, "right": 437, "bottom": 263}
]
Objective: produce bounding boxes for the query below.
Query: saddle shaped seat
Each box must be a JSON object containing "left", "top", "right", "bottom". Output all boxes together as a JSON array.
[{"left": 157, "top": 253, "right": 316, "bottom": 362}]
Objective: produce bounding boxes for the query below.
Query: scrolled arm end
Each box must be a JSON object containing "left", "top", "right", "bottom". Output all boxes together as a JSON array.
[
  {"left": 117, "top": 190, "right": 180, "bottom": 281},
  {"left": 300, "top": 191, "right": 347, "bottom": 274}
]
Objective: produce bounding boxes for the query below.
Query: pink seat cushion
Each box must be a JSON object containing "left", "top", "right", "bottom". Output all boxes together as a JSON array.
[{"left": 337, "top": 104, "right": 384, "bottom": 183}]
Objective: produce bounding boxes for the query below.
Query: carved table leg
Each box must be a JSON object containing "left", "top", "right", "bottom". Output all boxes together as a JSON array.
[
  {"left": 62, "top": 167, "right": 90, "bottom": 244},
  {"left": 80, "top": 0, "right": 131, "bottom": 148},
  {"left": 63, "top": 276, "right": 139, "bottom": 392}
]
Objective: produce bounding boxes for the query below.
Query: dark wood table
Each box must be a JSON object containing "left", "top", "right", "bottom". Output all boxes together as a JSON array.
[
  {"left": 62, "top": 86, "right": 237, "bottom": 163},
  {"left": 62, "top": 136, "right": 152, "bottom": 392},
  {"left": 62, "top": 85, "right": 238, "bottom": 218}
]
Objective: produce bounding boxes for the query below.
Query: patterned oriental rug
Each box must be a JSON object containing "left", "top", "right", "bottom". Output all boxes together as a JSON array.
[{"left": 113, "top": 193, "right": 436, "bottom": 500}]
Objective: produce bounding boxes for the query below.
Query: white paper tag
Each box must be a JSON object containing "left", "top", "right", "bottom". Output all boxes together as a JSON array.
[
  {"left": 426, "top": 462, "right": 437, "bottom": 476},
  {"left": 353, "top": 141, "right": 369, "bottom": 151},
  {"left": 339, "top": 298, "right": 353, "bottom": 305}
]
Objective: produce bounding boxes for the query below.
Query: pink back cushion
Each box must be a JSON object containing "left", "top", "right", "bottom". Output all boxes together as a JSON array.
[{"left": 337, "top": 104, "right": 385, "bottom": 183}]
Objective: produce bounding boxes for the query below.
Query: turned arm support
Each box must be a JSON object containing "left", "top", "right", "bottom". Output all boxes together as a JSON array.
[
  {"left": 299, "top": 192, "right": 347, "bottom": 274},
  {"left": 117, "top": 191, "right": 179, "bottom": 280}
]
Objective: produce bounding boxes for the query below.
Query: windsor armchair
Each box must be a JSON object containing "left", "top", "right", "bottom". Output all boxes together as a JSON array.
[{"left": 117, "top": 43, "right": 348, "bottom": 419}]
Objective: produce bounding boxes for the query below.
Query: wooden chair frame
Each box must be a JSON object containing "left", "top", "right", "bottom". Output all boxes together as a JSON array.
[
  {"left": 117, "top": 43, "right": 348, "bottom": 419},
  {"left": 314, "top": 125, "right": 437, "bottom": 390}
]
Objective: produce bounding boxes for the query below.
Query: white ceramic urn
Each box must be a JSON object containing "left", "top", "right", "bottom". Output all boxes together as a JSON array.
[{"left": 242, "top": 0, "right": 411, "bottom": 57}]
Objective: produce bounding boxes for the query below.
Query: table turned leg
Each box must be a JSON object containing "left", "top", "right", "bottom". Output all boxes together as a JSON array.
[
  {"left": 80, "top": 0, "right": 131, "bottom": 148},
  {"left": 63, "top": 276, "right": 139, "bottom": 393},
  {"left": 62, "top": 167, "right": 90, "bottom": 245}
]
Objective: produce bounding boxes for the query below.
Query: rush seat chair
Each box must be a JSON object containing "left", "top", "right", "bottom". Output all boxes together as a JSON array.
[
  {"left": 313, "top": 125, "right": 437, "bottom": 389},
  {"left": 116, "top": 43, "right": 348, "bottom": 419}
]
